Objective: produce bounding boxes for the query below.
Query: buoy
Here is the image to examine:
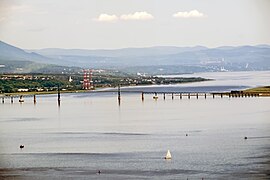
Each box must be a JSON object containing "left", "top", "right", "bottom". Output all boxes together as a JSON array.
[
  {"left": 244, "top": 137, "right": 248, "bottom": 140},
  {"left": 98, "top": 170, "right": 101, "bottom": 174},
  {"left": 20, "top": 145, "right": 24, "bottom": 149},
  {"left": 186, "top": 134, "right": 188, "bottom": 136}
]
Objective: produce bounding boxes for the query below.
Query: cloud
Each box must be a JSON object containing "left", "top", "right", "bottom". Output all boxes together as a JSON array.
[
  {"left": 93, "top": 12, "right": 154, "bottom": 22},
  {"left": 94, "top": 14, "right": 118, "bottom": 22},
  {"left": 120, "top": 11, "right": 154, "bottom": 20},
  {"left": 173, "top": 10, "right": 205, "bottom": 18}
]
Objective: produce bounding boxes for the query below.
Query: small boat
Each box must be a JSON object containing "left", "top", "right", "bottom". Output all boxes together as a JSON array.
[
  {"left": 153, "top": 95, "right": 158, "bottom": 100},
  {"left": 164, "top": 150, "right": 172, "bottom": 159},
  {"left": 19, "top": 96, "right": 24, "bottom": 103}
]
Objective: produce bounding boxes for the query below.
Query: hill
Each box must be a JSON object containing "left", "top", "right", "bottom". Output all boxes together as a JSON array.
[{"left": 1, "top": 40, "right": 270, "bottom": 74}]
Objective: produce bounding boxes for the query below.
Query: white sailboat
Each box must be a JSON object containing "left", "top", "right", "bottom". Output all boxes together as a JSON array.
[{"left": 164, "top": 150, "right": 172, "bottom": 159}]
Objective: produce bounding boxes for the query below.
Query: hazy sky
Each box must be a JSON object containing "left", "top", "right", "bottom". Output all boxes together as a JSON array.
[{"left": 0, "top": 0, "right": 269, "bottom": 49}]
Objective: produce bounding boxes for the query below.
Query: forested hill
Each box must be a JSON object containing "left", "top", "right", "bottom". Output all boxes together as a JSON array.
[{"left": 1, "top": 40, "right": 270, "bottom": 74}]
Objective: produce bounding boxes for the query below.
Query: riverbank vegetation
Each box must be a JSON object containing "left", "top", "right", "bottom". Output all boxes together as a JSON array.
[
  {"left": 0, "top": 73, "right": 209, "bottom": 94},
  {"left": 244, "top": 86, "right": 270, "bottom": 93}
]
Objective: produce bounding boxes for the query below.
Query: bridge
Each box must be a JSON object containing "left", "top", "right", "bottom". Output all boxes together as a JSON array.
[{"left": 0, "top": 90, "right": 265, "bottom": 104}]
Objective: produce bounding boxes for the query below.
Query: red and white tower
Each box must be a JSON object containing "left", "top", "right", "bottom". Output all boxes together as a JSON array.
[{"left": 83, "top": 69, "right": 93, "bottom": 90}]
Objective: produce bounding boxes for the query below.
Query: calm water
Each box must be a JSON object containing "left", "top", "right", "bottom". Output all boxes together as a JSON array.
[{"left": 0, "top": 71, "right": 270, "bottom": 179}]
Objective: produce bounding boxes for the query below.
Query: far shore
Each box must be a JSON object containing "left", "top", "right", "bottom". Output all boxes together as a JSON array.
[{"left": 243, "top": 86, "right": 270, "bottom": 96}]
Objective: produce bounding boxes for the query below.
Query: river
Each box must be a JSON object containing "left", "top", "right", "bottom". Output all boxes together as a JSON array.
[{"left": 0, "top": 71, "right": 270, "bottom": 179}]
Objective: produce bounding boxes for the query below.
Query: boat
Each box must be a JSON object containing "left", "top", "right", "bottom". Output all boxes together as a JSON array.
[
  {"left": 164, "top": 150, "right": 172, "bottom": 159},
  {"left": 19, "top": 95, "right": 24, "bottom": 103},
  {"left": 153, "top": 95, "right": 158, "bottom": 100}
]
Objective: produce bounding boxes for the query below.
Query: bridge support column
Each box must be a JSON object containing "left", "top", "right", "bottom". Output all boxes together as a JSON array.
[
  {"left": 58, "top": 85, "right": 61, "bottom": 106},
  {"left": 180, "top": 93, "right": 182, "bottom": 99},
  {"left": 2, "top": 97, "right": 4, "bottom": 103},
  {"left": 213, "top": 94, "right": 215, "bottom": 99},
  {"left": 205, "top": 93, "right": 207, "bottom": 99},
  {"left": 172, "top": 93, "right": 174, "bottom": 100},
  {"left": 11, "top": 97, "right": 13, "bottom": 103},
  {"left": 221, "top": 94, "right": 223, "bottom": 98},
  {"left": 141, "top": 92, "right": 144, "bottom": 101},
  {"left": 188, "top": 93, "right": 190, "bottom": 99},
  {"left": 163, "top": 93, "right": 165, "bottom": 100},
  {"left": 34, "top": 95, "right": 36, "bottom": 104},
  {"left": 196, "top": 93, "right": 198, "bottom": 99}
]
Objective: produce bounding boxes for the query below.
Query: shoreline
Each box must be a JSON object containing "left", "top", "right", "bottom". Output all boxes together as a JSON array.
[
  {"left": 0, "top": 79, "right": 210, "bottom": 97},
  {"left": 243, "top": 86, "right": 270, "bottom": 95}
]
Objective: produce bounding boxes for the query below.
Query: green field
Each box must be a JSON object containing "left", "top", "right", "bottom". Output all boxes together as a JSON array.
[{"left": 244, "top": 86, "right": 270, "bottom": 96}]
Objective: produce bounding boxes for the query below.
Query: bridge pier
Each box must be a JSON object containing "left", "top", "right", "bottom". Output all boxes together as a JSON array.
[
  {"left": 163, "top": 93, "right": 165, "bottom": 100},
  {"left": 213, "top": 94, "right": 215, "bottom": 99},
  {"left": 58, "top": 85, "right": 61, "bottom": 106},
  {"left": 180, "top": 93, "right": 182, "bottom": 99},
  {"left": 172, "top": 93, "right": 174, "bottom": 100},
  {"left": 117, "top": 84, "right": 121, "bottom": 101},
  {"left": 34, "top": 95, "right": 36, "bottom": 104},
  {"left": 196, "top": 93, "right": 198, "bottom": 99},
  {"left": 221, "top": 94, "right": 223, "bottom": 98},
  {"left": 205, "top": 93, "right": 207, "bottom": 99},
  {"left": 11, "top": 97, "right": 13, "bottom": 103},
  {"left": 188, "top": 93, "right": 190, "bottom": 99}
]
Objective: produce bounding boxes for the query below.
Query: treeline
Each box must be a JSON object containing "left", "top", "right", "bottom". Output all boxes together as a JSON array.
[
  {"left": 0, "top": 79, "right": 80, "bottom": 93},
  {"left": 0, "top": 73, "right": 209, "bottom": 93}
]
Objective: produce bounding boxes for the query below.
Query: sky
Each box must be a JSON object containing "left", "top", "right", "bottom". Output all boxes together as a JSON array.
[{"left": 0, "top": 0, "right": 270, "bottom": 49}]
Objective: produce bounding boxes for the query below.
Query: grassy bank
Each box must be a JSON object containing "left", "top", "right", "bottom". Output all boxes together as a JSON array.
[
  {"left": 243, "top": 86, "right": 270, "bottom": 96},
  {"left": 244, "top": 86, "right": 270, "bottom": 93}
]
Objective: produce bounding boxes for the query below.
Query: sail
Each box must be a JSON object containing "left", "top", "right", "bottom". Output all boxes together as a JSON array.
[{"left": 165, "top": 150, "right": 172, "bottom": 159}]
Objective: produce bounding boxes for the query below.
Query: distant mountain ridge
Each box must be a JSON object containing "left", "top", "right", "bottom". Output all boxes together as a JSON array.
[
  {"left": 0, "top": 41, "right": 52, "bottom": 63},
  {"left": 1, "top": 40, "right": 270, "bottom": 74},
  {"left": 27, "top": 45, "right": 208, "bottom": 57}
]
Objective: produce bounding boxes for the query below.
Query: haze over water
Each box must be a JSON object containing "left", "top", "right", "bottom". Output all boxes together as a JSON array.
[{"left": 0, "top": 71, "right": 270, "bottom": 179}]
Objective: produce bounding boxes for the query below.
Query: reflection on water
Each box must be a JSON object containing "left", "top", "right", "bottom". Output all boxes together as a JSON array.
[{"left": 0, "top": 71, "right": 270, "bottom": 179}]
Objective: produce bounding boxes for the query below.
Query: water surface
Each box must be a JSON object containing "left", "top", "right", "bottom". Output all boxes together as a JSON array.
[{"left": 0, "top": 71, "right": 270, "bottom": 179}]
